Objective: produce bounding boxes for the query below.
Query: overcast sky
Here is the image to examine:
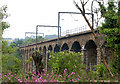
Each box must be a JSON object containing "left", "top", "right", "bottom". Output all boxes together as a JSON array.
[{"left": 1, "top": 0, "right": 113, "bottom": 39}]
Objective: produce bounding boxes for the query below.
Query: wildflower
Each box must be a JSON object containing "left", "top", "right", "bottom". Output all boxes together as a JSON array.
[
  {"left": 71, "top": 72, "right": 75, "bottom": 75},
  {"left": 68, "top": 75, "right": 70, "bottom": 77},
  {"left": 18, "top": 79, "right": 21, "bottom": 81},
  {"left": 77, "top": 78, "right": 79, "bottom": 80},
  {"left": 59, "top": 75, "right": 62, "bottom": 77},
  {"left": 8, "top": 77, "right": 10, "bottom": 80},
  {"left": 43, "top": 69, "right": 45, "bottom": 72},
  {"left": 11, "top": 75, "right": 13, "bottom": 77},
  {"left": 40, "top": 77, "right": 42, "bottom": 80},
  {"left": 5, "top": 80, "right": 7, "bottom": 82},
  {"left": 44, "top": 79, "right": 47, "bottom": 82},
  {"left": 65, "top": 68, "right": 67, "bottom": 71},
  {"left": 35, "top": 79, "right": 37, "bottom": 82},
  {"left": 8, "top": 73, "right": 11, "bottom": 75},
  {"left": 64, "top": 68, "right": 67, "bottom": 73}
]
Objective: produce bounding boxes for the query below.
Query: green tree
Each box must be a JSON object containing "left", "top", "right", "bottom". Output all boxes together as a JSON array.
[
  {"left": 23, "top": 36, "right": 44, "bottom": 46},
  {"left": 98, "top": 1, "right": 120, "bottom": 74},
  {"left": 2, "top": 41, "right": 22, "bottom": 74},
  {"left": 0, "top": 5, "right": 10, "bottom": 34}
]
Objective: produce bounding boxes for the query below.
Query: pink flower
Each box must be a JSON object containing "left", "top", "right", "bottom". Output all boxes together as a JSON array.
[
  {"left": 35, "top": 79, "right": 37, "bottom": 82},
  {"left": 43, "top": 69, "right": 45, "bottom": 72},
  {"left": 40, "top": 77, "right": 42, "bottom": 80},
  {"left": 18, "top": 79, "right": 22, "bottom": 82},
  {"left": 64, "top": 68, "right": 67, "bottom": 73},
  {"left": 68, "top": 75, "right": 70, "bottom": 77},
  {"left": 8, "top": 73, "right": 11, "bottom": 75},
  {"left": 44, "top": 79, "right": 47, "bottom": 82},
  {"left": 18, "top": 79, "right": 21, "bottom": 81},
  {"left": 11, "top": 75, "right": 13, "bottom": 77},
  {"left": 71, "top": 72, "right": 75, "bottom": 75},
  {"left": 8, "top": 77, "right": 10, "bottom": 80},
  {"left": 77, "top": 78, "right": 79, "bottom": 80},
  {"left": 5, "top": 80, "right": 7, "bottom": 82},
  {"left": 65, "top": 68, "right": 67, "bottom": 71},
  {"left": 59, "top": 75, "right": 62, "bottom": 77}
]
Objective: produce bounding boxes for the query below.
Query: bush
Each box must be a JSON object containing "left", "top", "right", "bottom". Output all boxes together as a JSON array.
[{"left": 48, "top": 51, "right": 85, "bottom": 75}]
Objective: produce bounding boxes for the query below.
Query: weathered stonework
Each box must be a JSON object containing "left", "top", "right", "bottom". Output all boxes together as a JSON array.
[{"left": 20, "top": 30, "right": 108, "bottom": 72}]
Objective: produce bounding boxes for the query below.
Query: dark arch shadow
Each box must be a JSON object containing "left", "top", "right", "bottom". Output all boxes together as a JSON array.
[
  {"left": 48, "top": 45, "right": 53, "bottom": 70},
  {"left": 61, "top": 43, "right": 69, "bottom": 51},
  {"left": 48, "top": 45, "right": 52, "bottom": 51},
  {"left": 85, "top": 40, "right": 97, "bottom": 70},
  {"left": 71, "top": 41, "right": 81, "bottom": 53},
  {"left": 43, "top": 46, "right": 46, "bottom": 67},
  {"left": 39, "top": 47, "right": 41, "bottom": 51},
  {"left": 48, "top": 45, "right": 53, "bottom": 59},
  {"left": 54, "top": 44, "right": 60, "bottom": 52}
]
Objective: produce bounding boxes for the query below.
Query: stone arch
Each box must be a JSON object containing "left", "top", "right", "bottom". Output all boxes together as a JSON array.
[
  {"left": 54, "top": 44, "right": 60, "bottom": 52},
  {"left": 61, "top": 43, "right": 69, "bottom": 51},
  {"left": 43, "top": 46, "right": 46, "bottom": 67},
  {"left": 47, "top": 45, "right": 53, "bottom": 70},
  {"left": 48, "top": 45, "right": 53, "bottom": 59},
  {"left": 85, "top": 40, "right": 97, "bottom": 70},
  {"left": 48, "top": 45, "right": 53, "bottom": 51},
  {"left": 32, "top": 48, "right": 34, "bottom": 51},
  {"left": 71, "top": 41, "right": 81, "bottom": 53},
  {"left": 39, "top": 47, "right": 41, "bottom": 51}
]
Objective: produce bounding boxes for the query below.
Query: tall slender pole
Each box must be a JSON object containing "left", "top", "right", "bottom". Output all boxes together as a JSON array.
[{"left": 58, "top": 12, "right": 60, "bottom": 45}]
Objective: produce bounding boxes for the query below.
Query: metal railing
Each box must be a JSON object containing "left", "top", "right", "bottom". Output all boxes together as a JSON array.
[{"left": 61, "top": 25, "right": 88, "bottom": 36}]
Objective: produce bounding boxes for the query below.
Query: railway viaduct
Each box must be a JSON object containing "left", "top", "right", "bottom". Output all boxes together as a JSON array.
[{"left": 20, "top": 30, "right": 110, "bottom": 72}]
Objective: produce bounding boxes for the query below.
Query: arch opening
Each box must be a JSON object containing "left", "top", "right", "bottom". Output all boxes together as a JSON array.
[
  {"left": 71, "top": 41, "right": 81, "bottom": 53},
  {"left": 48, "top": 45, "right": 53, "bottom": 70},
  {"left": 43, "top": 46, "right": 46, "bottom": 67},
  {"left": 85, "top": 40, "right": 97, "bottom": 70},
  {"left": 54, "top": 44, "right": 60, "bottom": 52},
  {"left": 61, "top": 43, "right": 69, "bottom": 51}
]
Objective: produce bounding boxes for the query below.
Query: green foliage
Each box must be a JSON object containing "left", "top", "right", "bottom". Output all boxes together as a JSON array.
[
  {"left": 93, "top": 63, "right": 110, "bottom": 79},
  {"left": 22, "top": 36, "right": 44, "bottom": 46},
  {"left": 99, "top": 1, "right": 120, "bottom": 74},
  {"left": 48, "top": 51, "right": 85, "bottom": 75},
  {"left": 2, "top": 41, "right": 22, "bottom": 74},
  {"left": 0, "top": 5, "right": 10, "bottom": 33}
]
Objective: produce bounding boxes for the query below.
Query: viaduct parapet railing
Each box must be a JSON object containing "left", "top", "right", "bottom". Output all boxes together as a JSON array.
[
  {"left": 20, "top": 30, "right": 111, "bottom": 73},
  {"left": 61, "top": 25, "right": 88, "bottom": 36}
]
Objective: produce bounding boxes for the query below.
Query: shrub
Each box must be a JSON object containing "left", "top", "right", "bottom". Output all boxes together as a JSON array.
[{"left": 48, "top": 51, "right": 85, "bottom": 75}]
